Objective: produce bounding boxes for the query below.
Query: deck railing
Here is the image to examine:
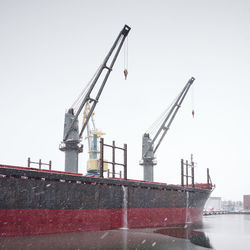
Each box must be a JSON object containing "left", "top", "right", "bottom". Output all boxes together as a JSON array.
[
  {"left": 99, "top": 138, "right": 127, "bottom": 180},
  {"left": 27, "top": 157, "right": 52, "bottom": 170},
  {"left": 181, "top": 157, "right": 213, "bottom": 189}
]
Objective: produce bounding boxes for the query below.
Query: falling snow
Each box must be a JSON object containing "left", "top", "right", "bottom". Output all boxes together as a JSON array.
[{"left": 100, "top": 232, "right": 109, "bottom": 239}]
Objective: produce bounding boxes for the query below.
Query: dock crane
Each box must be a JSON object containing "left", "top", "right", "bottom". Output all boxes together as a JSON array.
[
  {"left": 140, "top": 77, "right": 195, "bottom": 181},
  {"left": 59, "top": 25, "right": 131, "bottom": 173}
]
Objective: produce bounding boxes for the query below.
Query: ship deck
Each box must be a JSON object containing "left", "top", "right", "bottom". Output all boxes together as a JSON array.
[{"left": 0, "top": 164, "right": 213, "bottom": 192}]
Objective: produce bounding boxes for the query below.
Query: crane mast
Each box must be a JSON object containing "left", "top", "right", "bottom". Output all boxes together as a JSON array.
[
  {"left": 60, "top": 25, "right": 131, "bottom": 173},
  {"left": 140, "top": 77, "right": 195, "bottom": 181}
]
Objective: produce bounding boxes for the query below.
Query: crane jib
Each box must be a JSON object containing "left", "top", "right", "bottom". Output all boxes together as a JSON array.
[
  {"left": 121, "top": 25, "right": 131, "bottom": 37},
  {"left": 63, "top": 25, "right": 131, "bottom": 142},
  {"left": 143, "top": 77, "right": 195, "bottom": 158}
]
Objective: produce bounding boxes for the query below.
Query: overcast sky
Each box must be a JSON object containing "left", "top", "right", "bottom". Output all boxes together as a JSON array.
[{"left": 0, "top": 0, "right": 250, "bottom": 201}]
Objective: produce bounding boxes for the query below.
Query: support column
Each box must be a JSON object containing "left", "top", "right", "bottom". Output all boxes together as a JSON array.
[
  {"left": 59, "top": 108, "right": 83, "bottom": 173},
  {"left": 140, "top": 133, "right": 156, "bottom": 182}
]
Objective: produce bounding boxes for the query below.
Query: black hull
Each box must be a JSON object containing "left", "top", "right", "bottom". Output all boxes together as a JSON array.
[{"left": 0, "top": 165, "right": 212, "bottom": 236}]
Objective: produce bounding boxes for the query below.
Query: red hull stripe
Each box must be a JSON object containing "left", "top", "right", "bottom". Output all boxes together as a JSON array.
[
  {"left": 0, "top": 208, "right": 203, "bottom": 237},
  {"left": 127, "top": 207, "right": 203, "bottom": 228}
]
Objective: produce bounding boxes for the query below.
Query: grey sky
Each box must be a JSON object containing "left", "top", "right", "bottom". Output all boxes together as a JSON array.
[{"left": 0, "top": 0, "right": 250, "bottom": 201}]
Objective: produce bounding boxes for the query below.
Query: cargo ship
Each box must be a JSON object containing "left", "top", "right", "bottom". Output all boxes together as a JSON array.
[
  {"left": 0, "top": 162, "right": 212, "bottom": 237},
  {"left": 0, "top": 25, "right": 213, "bottom": 237}
]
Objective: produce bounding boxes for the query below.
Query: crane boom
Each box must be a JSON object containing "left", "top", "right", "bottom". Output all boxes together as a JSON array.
[
  {"left": 140, "top": 77, "right": 195, "bottom": 181},
  {"left": 60, "top": 25, "right": 131, "bottom": 173},
  {"left": 64, "top": 25, "right": 131, "bottom": 142}
]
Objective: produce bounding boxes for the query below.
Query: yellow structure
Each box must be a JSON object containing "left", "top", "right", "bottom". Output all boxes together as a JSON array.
[
  {"left": 83, "top": 102, "right": 107, "bottom": 174},
  {"left": 87, "top": 159, "right": 108, "bottom": 172}
]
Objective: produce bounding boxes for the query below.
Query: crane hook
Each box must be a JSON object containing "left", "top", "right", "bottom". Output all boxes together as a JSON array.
[
  {"left": 192, "top": 110, "right": 195, "bottom": 118},
  {"left": 124, "top": 69, "right": 128, "bottom": 80}
]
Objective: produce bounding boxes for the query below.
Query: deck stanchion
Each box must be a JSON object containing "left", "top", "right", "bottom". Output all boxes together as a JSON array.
[
  {"left": 181, "top": 159, "right": 184, "bottom": 187},
  {"left": 112, "top": 141, "right": 115, "bottom": 178},
  {"left": 100, "top": 138, "right": 104, "bottom": 178},
  {"left": 124, "top": 143, "right": 127, "bottom": 180},
  {"left": 192, "top": 165, "right": 194, "bottom": 188},
  {"left": 186, "top": 160, "right": 188, "bottom": 186}
]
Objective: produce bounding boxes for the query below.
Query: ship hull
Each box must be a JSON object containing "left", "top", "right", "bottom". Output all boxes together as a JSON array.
[{"left": 0, "top": 165, "right": 211, "bottom": 236}]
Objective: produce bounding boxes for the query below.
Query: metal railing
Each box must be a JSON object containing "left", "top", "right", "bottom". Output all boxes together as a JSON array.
[
  {"left": 181, "top": 158, "right": 194, "bottom": 187},
  {"left": 27, "top": 157, "right": 52, "bottom": 170},
  {"left": 99, "top": 138, "right": 127, "bottom": 180},
  {"left": 181, "top": 157, "right": 212, "bottom": 189}
]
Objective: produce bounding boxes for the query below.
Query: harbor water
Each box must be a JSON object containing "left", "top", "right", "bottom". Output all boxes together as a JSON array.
[{"left": 0, "top": 214, "right": 250, "bottom": 249}]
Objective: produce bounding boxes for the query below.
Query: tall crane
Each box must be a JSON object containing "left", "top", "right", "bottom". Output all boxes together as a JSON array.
[
  {"left": 140, "top": 77, "right": 195, "bottom": 181},
  {"left": 59, "top": 25, "right": 131, "bottom": 173}
]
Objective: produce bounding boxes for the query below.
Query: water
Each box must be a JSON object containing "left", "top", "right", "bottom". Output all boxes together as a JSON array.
[
  {"left": 121, "top": 185, "right": 128, "bottom": 250},
  {"left": 185, "top": 190, "right": 190, "bottom": 225},
  {"left": 202, "top": 214, "right": 250, "bottom": 249},
  {"left": 0, "top": 214, "right": 250, "bottom": 249},
  {"left": 122, "top": 185, "right": 128, "bottom": 229}
]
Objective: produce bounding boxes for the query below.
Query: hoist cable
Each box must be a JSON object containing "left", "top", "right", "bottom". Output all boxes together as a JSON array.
[
  {"left": 71, "top": 63, "right": 103, "bottom": 112},
  {"left": 124, "top": 37, "right": 128, "bottom": 69},
  {"left": 146, "top": 96, "right": 178, "bottom": 136},
  {"left": 191, "top": 85, "right": 195, "bottom": 118},
  {"left": 123, "top": 37, "right": 129, "bottom": 80}
]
